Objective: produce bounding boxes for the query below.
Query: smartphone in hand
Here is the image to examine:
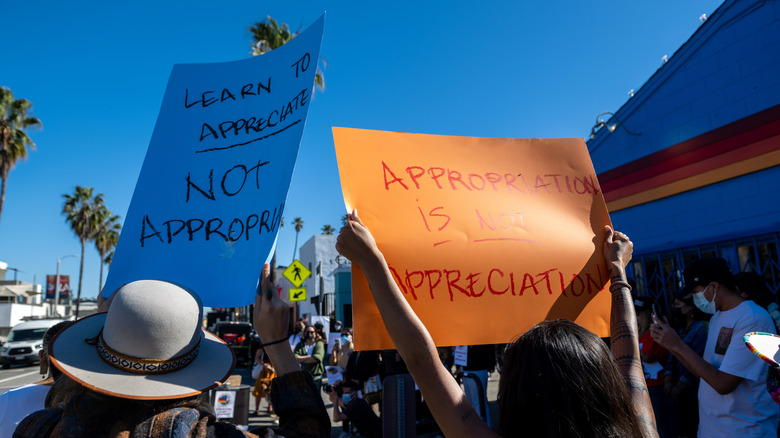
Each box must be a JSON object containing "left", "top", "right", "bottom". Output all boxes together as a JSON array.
[{"left": 651, "top": 303, "right": 661, "bottom": 324}]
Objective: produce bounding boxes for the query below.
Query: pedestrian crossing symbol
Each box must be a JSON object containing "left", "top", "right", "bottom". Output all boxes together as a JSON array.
[
  {"left": 283, "top": 260, "right": 311, "bottom": 287},
  {"left": 290, "top": 288, "right": 307, "bottom": 302}
]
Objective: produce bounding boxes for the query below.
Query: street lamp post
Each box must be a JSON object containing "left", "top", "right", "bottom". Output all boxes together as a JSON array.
[{"left": 53, "top": 254, "right": 78, "bottom": 316}]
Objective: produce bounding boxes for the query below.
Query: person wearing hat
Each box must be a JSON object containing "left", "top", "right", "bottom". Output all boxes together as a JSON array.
[
  {"left": 651, "top": 258, "right": 780, "bottom": 438},
  {"left": 13, "top": 264, "right": 330, "bottom": 438}
]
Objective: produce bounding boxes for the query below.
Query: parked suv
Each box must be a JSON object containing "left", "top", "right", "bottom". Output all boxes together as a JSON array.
[{"left": 0, "top": 319, "right": 66, "bottom": 369}]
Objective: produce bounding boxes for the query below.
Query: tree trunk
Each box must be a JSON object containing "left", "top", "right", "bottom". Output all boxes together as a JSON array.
[
  {"left": 76, "top": 239, "right": 85, "bottom": 319},
  {"left": 0, "top": 167, "right": 8, "bottom": 225},
  {"left": 0, "top": 178, "right": 6, "bottom": 224},
  {"left": 292, "top": 232, "right": 299, "bottom": 263},
  {"left": 0, "top": 135, "right": 7, "bottom": 224},
  {"left": 98, "top": 250, "right": 105, "bottom": 295}
]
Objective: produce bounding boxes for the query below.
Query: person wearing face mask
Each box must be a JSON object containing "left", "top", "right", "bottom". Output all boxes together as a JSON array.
[
  {"left": 295, "top": 325, "right": 325, "bottom": 392},
  {"left": 330, "top": 328, "right": 354, "bottom": 369},
  {"left": 651, "top": 258, "right": 779, "bottom": 438},
  {"left": 326, "top": 380, "right": 382, "bottom": 438},
  {"left": 663, "top": 290, "right": 708, "bottom": 438},
  {"left": 328, "top": 330, "right": 355, "bottom": 438}
]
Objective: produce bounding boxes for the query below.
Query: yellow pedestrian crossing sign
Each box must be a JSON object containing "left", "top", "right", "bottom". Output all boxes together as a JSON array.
[
  {"left": 290, "top": 288, "right": 307, "bottom": 302},
  {"left": 283, "top": 260, "right": 311, "bottom": 287}
]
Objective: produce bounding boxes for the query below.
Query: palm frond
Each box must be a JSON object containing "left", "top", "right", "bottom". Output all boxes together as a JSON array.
[{"left": 247, "top": 16, "right": 324, "bottom": 91}]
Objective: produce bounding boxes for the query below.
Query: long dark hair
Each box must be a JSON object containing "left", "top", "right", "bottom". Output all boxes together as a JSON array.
[
  {"left": 42, "top": 320, "right": 74, "bottom": 380},
  {"left": 498, "top": 320, "right": 643, "bottom": 438},
  {"left": 45, "top": 375, "right": 213, "bottom": 435}
]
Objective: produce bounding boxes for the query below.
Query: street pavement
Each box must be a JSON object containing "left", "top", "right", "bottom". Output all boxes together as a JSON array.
[{"left": 0, "top": 363, "right": 42, "bottom": 394}]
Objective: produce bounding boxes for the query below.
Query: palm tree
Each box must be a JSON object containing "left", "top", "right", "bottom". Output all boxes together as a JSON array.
[
  {"left": 321, "top": 224, "right": 335, "bottom": 235},
  {"left": 292, "top": 217, "right": 304, "bottom": 262},
  {"left": 62, "top": 186, "right": 103, "bottom": 318},
  {"left": 0, "top": 87, "right": 41, "bottom": 224},
  {"left": 94, "top": 207, "right": 121, "bottom": 293},
  {"left": 340, "top": 214, "right": 350, "bottom": 226},
  {"left": 104, "top": 250, "right": 115, "bottom": 267},
  {"left": 249, "top": 16, "right": 325, "bottom": 91}
]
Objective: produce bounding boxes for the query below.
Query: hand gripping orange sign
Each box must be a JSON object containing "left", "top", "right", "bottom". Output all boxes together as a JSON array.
[{"left": 333, "top": 127, "right": 613, "bottom": 351}]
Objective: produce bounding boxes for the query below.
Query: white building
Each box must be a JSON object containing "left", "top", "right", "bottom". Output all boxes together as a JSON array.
[
  {"left": 0, "top": 262, "right": 94, "bottom": 340},
  {"left": 0, "top": 280, "right": 65, "bottom": 340},
  {"left": 297, "top": 234, "right": 339, "bottom": 319}
]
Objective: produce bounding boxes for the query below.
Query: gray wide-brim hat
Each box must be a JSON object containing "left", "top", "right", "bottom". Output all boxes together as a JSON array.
[{"left": 49, "top": 280, "right": 235, "bottom": 400}]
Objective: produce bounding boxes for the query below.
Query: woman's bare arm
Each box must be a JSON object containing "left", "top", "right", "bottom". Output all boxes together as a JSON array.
[
  {"left": 337, "top": 210, "right": 499, "bottom": 438},
  {"left": 604, "top": 226, "right": 658, "bottom": 438}
]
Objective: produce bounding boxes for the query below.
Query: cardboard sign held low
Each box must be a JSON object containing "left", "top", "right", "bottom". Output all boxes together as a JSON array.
[{"left": 333, "top": 128, "right": 612, "bottom": 351}]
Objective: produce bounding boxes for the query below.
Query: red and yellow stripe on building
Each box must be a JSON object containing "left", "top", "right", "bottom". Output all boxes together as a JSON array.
[{"left": 599, "top": 104, "right": 780, "bottom": 212}]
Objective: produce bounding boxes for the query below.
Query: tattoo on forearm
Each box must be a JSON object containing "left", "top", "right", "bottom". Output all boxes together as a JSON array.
[
  {"left": 611, "top": 333, "right": 635, "bottom": 344},
  {"left": 612, "top": 293, "right": 632, "bottom": 305},
  {"left": 638, "top": 416, "right": 659, "bottom": 437},
  {"left": 614, "top": 356, "right": 642, "bottom": 371},
  {"left": 611, "top": 322, "right": 637, "bottom": 342},
  {"left": 461, "top": 410, "right": 473, "bottom": 422},
  {"left": 624, "top": 376, "right": 649, "bottom": 393},
  {"left": 614, "top": 354, "right": 640, "bottom": 364}
]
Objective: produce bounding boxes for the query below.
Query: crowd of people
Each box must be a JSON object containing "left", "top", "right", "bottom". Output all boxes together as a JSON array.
[
  {"left": 1, "top": 214, "right": 779, "bottom": 437},
  {"left": 645, "top": 257, "right": 780, "bottom": 437}
]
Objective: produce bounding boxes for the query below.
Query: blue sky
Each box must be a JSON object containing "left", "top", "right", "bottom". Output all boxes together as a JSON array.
[{"left": 1, "top": 1, "right": 723, "bottom": 299}]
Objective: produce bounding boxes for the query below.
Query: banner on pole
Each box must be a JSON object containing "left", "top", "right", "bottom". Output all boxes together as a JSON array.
[{"left": 46, "top": 275, "right": 70, "bottom": 300}]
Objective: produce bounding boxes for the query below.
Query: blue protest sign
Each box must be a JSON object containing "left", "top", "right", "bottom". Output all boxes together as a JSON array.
[{"left": 103, "top": 15, "right": 325, "bottom": 307}]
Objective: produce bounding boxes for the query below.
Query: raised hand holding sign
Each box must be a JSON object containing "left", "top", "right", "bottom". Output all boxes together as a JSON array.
[{"left": 333, "top": 128, "right": 613, "bottom": 350}]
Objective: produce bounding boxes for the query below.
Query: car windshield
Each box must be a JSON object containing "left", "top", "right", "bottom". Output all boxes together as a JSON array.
[
  {"left": 216, "top": 325, "right": 252, "bottom": 346},
  {"left": 217, "top": 325, "right": 251, "bottom": 336},
  {"left": 7, "top": 328, "right": 48, "bottom": 342}
]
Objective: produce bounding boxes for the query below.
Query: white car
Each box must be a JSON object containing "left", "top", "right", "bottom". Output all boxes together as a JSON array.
[{"left": 0, "top": 319, "right": 67, "bottom": 369}]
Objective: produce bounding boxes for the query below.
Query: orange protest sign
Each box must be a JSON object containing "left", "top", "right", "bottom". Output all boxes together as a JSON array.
[{"left": 333, "top": 127, "right": 613, "bottom": 351}]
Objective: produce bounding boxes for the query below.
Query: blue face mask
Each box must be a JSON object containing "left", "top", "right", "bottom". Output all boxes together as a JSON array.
[
  {"left": 341, "top": 335, "right": 351, "bottom": 345},
  {"left": 342, "top": 393, "right": 352, "bottom": 404}
]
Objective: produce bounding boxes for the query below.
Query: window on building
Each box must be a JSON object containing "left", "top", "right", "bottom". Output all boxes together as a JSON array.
[{"left": 630, "top": 231, "right": 780, "bottom": 311}]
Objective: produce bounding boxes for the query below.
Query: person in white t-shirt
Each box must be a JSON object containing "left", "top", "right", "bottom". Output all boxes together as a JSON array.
[
  {"left": 652, "top": 258, "right": 780, "bottom": 438},
  {"left": 0, "top": 320, "right": 72, "bottom": 437}
]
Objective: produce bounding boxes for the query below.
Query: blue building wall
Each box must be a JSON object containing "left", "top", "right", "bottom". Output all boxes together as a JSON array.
[
  {"left": 334, "top": 266, "right": 352, "bottom": 328},
  {"left": 611, "top": 166, "right": 780, "bottom": 253},
  {"left": 586, "top": 0, "right": 780, "bottom": 302},
  {"left": 590, "top": 0, "right": 780, "bottom": 171}
]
